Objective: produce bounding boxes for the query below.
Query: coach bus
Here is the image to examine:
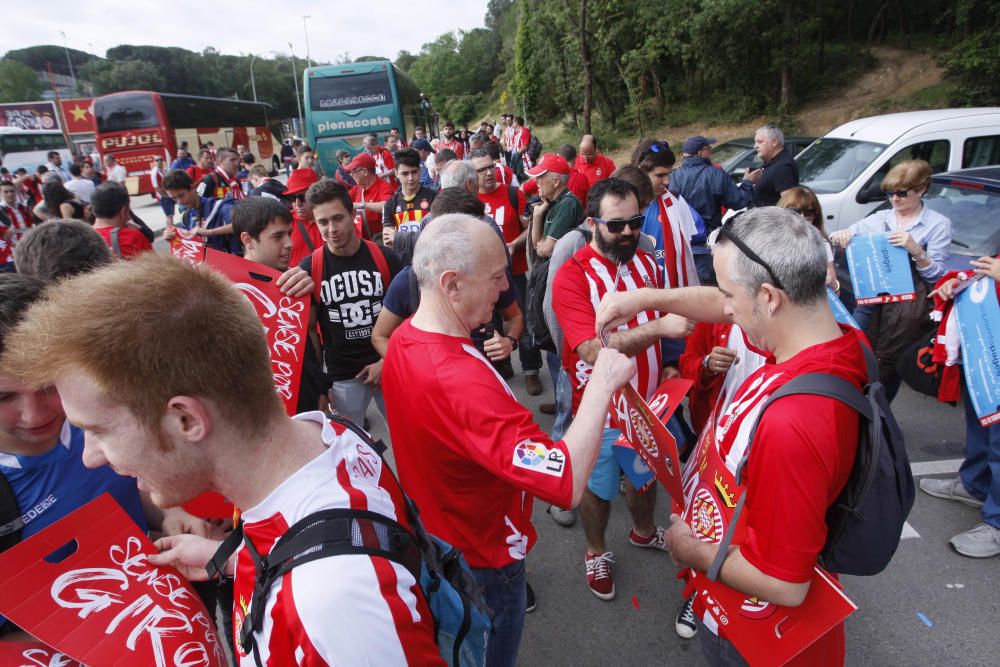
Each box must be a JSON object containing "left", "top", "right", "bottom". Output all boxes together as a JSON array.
[
  {"left": 94, "top": 91, "right": 283, "bottom": 195},
  {"left": 0, "top": 128, "right": 72, "bottom": 175},
  {"left": 303, "top": 60, "right": 436, "bottom": 176}
]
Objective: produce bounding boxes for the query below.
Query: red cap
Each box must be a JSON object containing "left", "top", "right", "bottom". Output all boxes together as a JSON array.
[
  {"left": 284, "top": 168, "right": 317, "bottom": 195},
  {"left": 526, "top": 154, "right": 571, "bottom": 178},
  {"left": 345, "top": 152, "right": 376, "bottom": 172}
]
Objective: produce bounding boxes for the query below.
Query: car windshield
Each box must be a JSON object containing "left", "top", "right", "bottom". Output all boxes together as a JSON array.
[
  {"left": 923, "top": 180, "right": 1000, "bottom": 260},
  {"left": 798, "top": 138, "right": 887, "bottom": 194},
  {"left": 711, "top": 142, "right": 751, "bottom": 168}
]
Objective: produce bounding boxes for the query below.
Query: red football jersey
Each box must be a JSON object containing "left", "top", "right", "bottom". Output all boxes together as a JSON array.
[
  {"left": 479, "top": 186, "right": 528, "bottom": 275},
  {"left": 350, "top": 179, "right": 395, "bottom": 237}
]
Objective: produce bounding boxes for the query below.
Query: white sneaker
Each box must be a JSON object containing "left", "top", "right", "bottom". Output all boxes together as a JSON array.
[
  {"left": 919, "top": 477, "right": 984, "bottom": 509},
  {"left": 547, "top": 505, "right": 577, "bottom": 527},
  {"left": 950, "top": 523, "right": 1000, "bottom": 558}
]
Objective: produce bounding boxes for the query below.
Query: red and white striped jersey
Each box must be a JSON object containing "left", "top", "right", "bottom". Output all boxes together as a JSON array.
[
  {"left": 552, "top": 244, "right": 663, "bottom": 415},
  {"left": 233, "top": 412, "right": 443, "bottom": 666}
]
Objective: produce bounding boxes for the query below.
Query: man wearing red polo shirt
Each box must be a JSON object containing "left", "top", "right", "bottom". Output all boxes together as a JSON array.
[
  {"left": 284, "top": 167, "right": 322, "bottom": 268},
  {"left": 346, "top": 153, "right": 394, "bottom": 239},
  {"left": 575, "top": 135, "right": 616, "bottom": 186}
]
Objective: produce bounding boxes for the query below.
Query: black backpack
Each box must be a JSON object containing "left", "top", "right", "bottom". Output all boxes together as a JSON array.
[
  {"left": 526, "top": 135, "right": 543, "bottom": 162},
  {"left": 708, "top": 342, "right": 914, "bottom": 580}
]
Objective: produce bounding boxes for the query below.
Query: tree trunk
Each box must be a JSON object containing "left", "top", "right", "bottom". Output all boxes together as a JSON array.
[
  {"left": 563, "top": 0, "right": 593, "bottom": 135},
  {"left": 779, "top": 0, "right": 792, "bottom": 113}
]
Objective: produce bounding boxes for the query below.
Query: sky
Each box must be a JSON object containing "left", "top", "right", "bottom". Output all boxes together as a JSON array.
[{"left": 2, "top": 0, "right": 492, "bottom": 64}]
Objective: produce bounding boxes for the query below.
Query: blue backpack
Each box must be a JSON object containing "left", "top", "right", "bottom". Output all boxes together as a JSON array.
[{"left": 207, "top": 415, "right": 492, "bottom": 667}]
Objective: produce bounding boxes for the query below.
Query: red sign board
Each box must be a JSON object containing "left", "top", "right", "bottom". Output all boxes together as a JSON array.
[
  {"left": 0, "top": 495, "right": 227, "bottom": 667},
  {"left": 0, "top": 642, "right": 83, "bottom": 667}
]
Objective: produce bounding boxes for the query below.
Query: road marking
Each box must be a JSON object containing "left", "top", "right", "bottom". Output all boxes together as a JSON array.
[
  {"left": 900, "top": 521, "right": 920, "bottom": 539},
  {"left": 910, "top": 459, "right": 963, "bottom": 477}
]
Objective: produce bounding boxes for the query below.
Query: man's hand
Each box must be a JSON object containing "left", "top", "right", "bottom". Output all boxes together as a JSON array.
[
  {"left": 929, "top": 277, "right": 961, "bottom": 301},
  {"left": 705, "top": 346, "right": 739, "bottom": 376},
  {"left": 533, "top": 199, "right": 551, "bottom": 215},
  {"left": 194, "top": 225, "right": 212, "bottom": 238},
  {"left": 660, "top": 314, "right": 695, "bottom": 339},
  {"left": 829, "top": 230, "right": 853, "bottom": 247},
  {"left": 590, "top": 347, "right": 635, "bottom": 392},
  {"left": 972, "top": 255, "right": 1000, "bottom": 282},
  {"left": 744, "top": 168, "right": 763, "bottom": 184},
  {"left": 276, "top": 266, "right": 313, "bottom": 298},
  {"left": 148, "top": 534, "right": 223, "bottom": 582},
  {"left": 484, "top": 331, "right": 514, "bottom": 361},
  {"left": 163, "top": 225, "right": 177, "bottom": 240},
  {"left": 382, "top": 226, "right": 397, "bottom": 247},
  {"left": 595, "top": 289, "right": 653, "bottom": 336},
  {"left": 356, "top": 359, "right": 384, "bottom": 386},
  {"left": 160, "top": 507, "right": 214, "bottom": 539},
  {"left": 665, "top": 513, "right": 702, "bottom": 569}
]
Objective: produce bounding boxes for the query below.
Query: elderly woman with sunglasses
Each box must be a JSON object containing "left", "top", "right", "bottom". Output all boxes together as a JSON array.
[{"left": 829, "top": 159, "right": 952, "bottom": 401}]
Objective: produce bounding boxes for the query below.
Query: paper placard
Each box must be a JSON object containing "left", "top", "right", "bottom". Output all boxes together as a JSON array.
[
  {"left": 0, "top": 494, "right": 226, "bottom": 667},
  {"left": 846, "top": 233, "right": 915, "bottom": 305},
  {"left": 168, "top": 228, "right": 206, "bottom": 266},
  {"left": 955, "top": 276, "right": 1000, "bottom": 426},
  {"left": 0, "top": 641, "right": 84, "bottom": 667},
  {"left": 826, "top": 287, "right": 859, "bottom": 329}
]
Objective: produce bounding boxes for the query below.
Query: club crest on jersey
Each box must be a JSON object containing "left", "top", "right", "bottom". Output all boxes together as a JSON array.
[
  {"left": 513, "top": 439, "right": 565, "bottom": 477},
  {"left": 395, "top": 205, "right": 402, "bottom": 213},
  {"left": 596, "top": 168, "right": 602, "bottom": 176},
  {"left": 692, "top": 487, "right": 724, "bottom": 543}
]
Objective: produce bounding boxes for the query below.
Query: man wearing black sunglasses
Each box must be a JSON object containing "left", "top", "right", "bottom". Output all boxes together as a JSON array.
[
  {"left": 552, "top": 178, "right": 695, "bottom": 601},
  {"left": 595, "top": 207, "right": 868, "bottom": 665}
]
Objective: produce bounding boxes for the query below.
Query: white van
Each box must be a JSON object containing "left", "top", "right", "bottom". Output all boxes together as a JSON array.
[
  {"left": 0, "top": 128, "right": 72, "bottom": 175},
  {"left": 796, "top": 108, "right": 1000, "bottom": 231}
]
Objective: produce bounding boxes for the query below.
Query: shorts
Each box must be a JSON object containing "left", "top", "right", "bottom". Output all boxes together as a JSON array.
[{"left": 586, "top": 428, "right": 625, "bottom": 501}]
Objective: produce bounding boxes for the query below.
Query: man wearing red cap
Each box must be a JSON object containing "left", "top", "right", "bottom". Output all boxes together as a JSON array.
[
  {"left": 284, "top": 167, "right": 323, "bottom": 268},
  {"left": 527, "top": 154, "right": 584, "bottom": 259},
  {"left": 346, "top": 152, "right": 394, "bottom": 240}
]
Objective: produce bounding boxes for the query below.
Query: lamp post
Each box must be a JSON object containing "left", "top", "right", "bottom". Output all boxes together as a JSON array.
[
  {"left": 289, "top": 43, "right": 304, "bottom": 137},
  {"left": 59, "top": 31, "right": 77, "bottom": 96},
  {"left": 250, "top": 54, "right": 259, "bottom": 102},
  {"left": 302, "top": 15, "right": 313, "bottom": 68}
]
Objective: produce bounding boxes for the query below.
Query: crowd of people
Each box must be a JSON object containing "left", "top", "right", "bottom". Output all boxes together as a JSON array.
[{"left": 0, "top": 115, "right": 996, "bottom": 667}]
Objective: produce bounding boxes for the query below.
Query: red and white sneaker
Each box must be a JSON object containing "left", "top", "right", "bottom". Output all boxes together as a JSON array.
[
  {"left": 585, "top": 551, "right": 616, "bottom": 600},
  {"left": 629, "top": 526, "right": 668, "bottom": 552}
]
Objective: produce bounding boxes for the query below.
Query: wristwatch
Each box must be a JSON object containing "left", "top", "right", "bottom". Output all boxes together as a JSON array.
[
  {"left": 505, "top": 335, "right": 519, "bottom": 350},
  {"left": 702, "top": 355, "right": 718, "bottom": 374}
]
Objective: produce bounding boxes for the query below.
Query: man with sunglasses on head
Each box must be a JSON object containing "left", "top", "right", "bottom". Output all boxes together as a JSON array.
[
  {"left": 552, "top": 178, "right": 695, "bottom": 601},
  {"left": 594, "top": 207, "right": 868, "bottom": 665}
]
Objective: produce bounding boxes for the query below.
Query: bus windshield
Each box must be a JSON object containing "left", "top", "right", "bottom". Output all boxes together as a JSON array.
[
  {"left": 308, "top": 71, "right": 393, "bottom": 112},
  {"left": 95, "top": 93, "right": 160, "bottom": 133}
]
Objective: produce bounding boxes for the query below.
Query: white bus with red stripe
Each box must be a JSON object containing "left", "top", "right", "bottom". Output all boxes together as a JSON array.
[{"left": 94, "top": 91, "right": 283, "bottom": 195}]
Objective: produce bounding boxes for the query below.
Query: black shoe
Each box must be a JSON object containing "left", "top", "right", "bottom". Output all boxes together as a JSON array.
[
  {"left": 526, "top": 583, "right": 537, "bottom": 613},
  {"left": 675, "top": 595, "right": 697, "bottom": 639}
]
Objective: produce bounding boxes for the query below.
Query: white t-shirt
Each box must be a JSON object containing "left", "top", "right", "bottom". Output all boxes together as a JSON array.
[
  {"left": 65, "top": 177, "right": 96, "bottom": 203},
  {"left": 107, "top": 164, "right": 127, "bottom": 183}
]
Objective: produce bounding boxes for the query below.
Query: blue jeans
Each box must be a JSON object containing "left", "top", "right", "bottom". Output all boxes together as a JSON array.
[
  {"left": 470, "top": 559, "right": 526, "bottom": 667},
  {"left": 960, "top": 376, "right": 1000, "bottom": 528},
  {"left": 511, "top": 273, "right": 542, "bottom": 373},
  {"left": 547, "top": 352, "right": 573, "bottom": 441}
]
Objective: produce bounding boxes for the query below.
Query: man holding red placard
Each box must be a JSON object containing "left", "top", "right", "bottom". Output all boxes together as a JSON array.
[
  {"left": 1, "top": 254, "right": 442, "bottom": 664},
  {"left": 552, "top": 178, "right": 694, "bottom": 601},
  {"left": 595, "top": 207, "right": 868, "bottom": 665}
]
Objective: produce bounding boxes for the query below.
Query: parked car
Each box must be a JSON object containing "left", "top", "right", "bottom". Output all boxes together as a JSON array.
[
  {"left": 712, "top": 135, "right": 816, "bottom": 183},
  {"left": 835, "top": 166, "right": 1000, "bottom": 310},
  {"left": 797, "top": 108, "right": 1000, "bottom": 232}
]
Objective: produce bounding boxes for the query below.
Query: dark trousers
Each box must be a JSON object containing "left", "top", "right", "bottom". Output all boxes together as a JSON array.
[{"left": 511, "top": 272, "right": 542, "bottom": 373}]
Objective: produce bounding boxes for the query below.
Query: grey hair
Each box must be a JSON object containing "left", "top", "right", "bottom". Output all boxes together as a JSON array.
[
  {"left": 440, "top": 160, "right": 477, "bottom": 190},
  {"left": 756, "top": 122, "right": 784, "bottom": 146},
  {"left": 412, "top": 214, "right": 482, "bottom": 289},
  {"left": 714, "top": 207, "right": 827, "bottom": 305}
]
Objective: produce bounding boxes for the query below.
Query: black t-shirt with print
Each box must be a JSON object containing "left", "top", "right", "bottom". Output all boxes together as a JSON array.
[{"left": 299, "top": 241, "right": 402, "bottom": 381}]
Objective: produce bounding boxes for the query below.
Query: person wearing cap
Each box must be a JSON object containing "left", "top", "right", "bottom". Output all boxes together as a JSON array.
[
  {"left": 284, "top": 166, "right": 323, "bottom": 268},
  {"left": 412, "top": 138, "right": 437, "bottom": 190},
  {"left": 346, "top": 152, "right": 395, "bottom": 240},
  {"left": 575, "top": 135, "right": 616, "bottom": 187},
  {"left": 668, "top": 135, "right": 753, "bottom": 283},
  {"left": 528, "top": 154, "right": 584, "bottom": 259}
]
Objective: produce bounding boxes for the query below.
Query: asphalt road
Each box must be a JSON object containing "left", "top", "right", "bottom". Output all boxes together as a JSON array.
[{"left": 135, "top": 192, "right": 999, "bottom": 666}]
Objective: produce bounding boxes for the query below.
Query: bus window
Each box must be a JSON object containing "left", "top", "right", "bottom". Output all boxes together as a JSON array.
[
  {"left": 95, "top": 93, "right": 160, "bottom": 133},
  {"left": 308, "top": 72, "right": 393, "bottom": 112}
]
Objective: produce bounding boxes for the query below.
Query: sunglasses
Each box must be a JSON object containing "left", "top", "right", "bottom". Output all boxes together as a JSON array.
[
  {"left": 291, "top": 194, "right": 306, "bottom": 203},
  {"left": 716, "top": 214, "right": 785, "bottom": 291},
  {"left": 789, "top": 206, "right": 816, "bottom": 217},
  {"left": 884, "top": 189, "right": 911, "bottom": 199},
  {"left": 638, "top": 141, "right": 670, "bottom": 164},
  {"left": 594, "top": 214, "right": 645, "bottom": 234}
]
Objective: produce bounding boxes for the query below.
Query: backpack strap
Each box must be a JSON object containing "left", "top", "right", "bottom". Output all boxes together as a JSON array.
[
  {"left": 706, "top": 369, "right": 873, "bottom": 582},
  {"left": 507, "top": 185, "right": 520, "bottom": 216},
  {"left": 363, "top": 239, "right": 392, "bottom": 289},
  {"left": 110, "top": 227, "right": 123, "bottom": 259},
  {"left": 296, "top": 219, "right": 316, "bottom": 253},
  {"left": 0, "top": 472, "right": 22, "bottom": 553},
  {"left": 310, "top": 247, "right": 325, "bottom": 304}
]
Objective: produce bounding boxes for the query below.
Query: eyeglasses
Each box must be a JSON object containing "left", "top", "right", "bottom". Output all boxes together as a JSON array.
[
  {"left": 884, "top": 189, "right": 911, "bottom": 199},
  {"left": 789, "top": 206, "right": 817, "bottom": 217},
  {"left": 594, "top": 214, "right": 645, "bottom": 234},
  {"left": 475, "top": 166, "right": 494, "bottom": 174},
  {"left": 716, "top": 215, "right": 785, "bottom": 291}
]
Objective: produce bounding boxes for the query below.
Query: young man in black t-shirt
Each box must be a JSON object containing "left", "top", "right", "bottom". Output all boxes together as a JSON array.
[
  {"left": 299, "top": 179, "right": 402, "bottom": 426},
  {"left": 381, "top": 148, "right": 436, "bottom": 249}
]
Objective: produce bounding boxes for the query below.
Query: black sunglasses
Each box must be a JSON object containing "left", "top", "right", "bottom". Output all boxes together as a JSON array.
[
  {"left": 789, "top": 206, "right": 816, "bottom": 217},
  {"left": 594, "top": 214, "right": 645, "bottom": 234},
  {"left": 884, "top": 189, "right": 911, "bottom": 199},
  {"left": 717, "top": 214, "right": 785, "bottom": 291}
]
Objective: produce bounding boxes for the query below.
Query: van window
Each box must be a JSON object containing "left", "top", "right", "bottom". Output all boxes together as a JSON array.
[
  {"left": 963, "top": 135, "right": 1000, "bottom": 168},
  {"left": 858, "top": 139, "right": 950, "bottom": 198}
]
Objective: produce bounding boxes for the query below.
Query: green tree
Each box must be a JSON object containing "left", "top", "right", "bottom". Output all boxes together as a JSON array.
[
  {"left": 0, "top": 59, "right": 44, "bottom": 102},
  {"left": 90, "top": 60, "right": 166, "bottom": 94}
]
